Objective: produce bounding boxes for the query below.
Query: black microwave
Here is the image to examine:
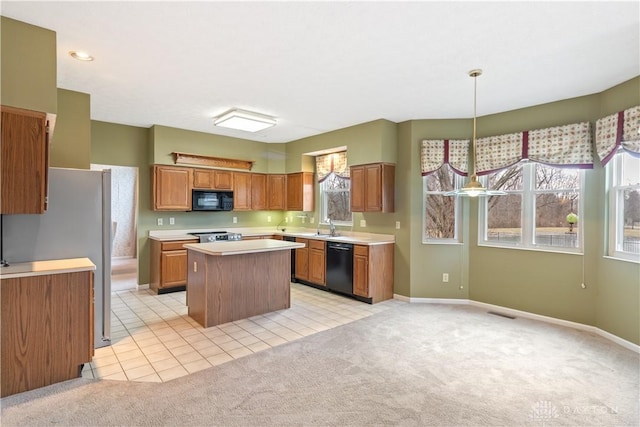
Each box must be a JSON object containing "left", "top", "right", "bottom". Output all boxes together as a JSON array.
[{"left": 192, "top": 190, "right": 234, "bottom": 211}]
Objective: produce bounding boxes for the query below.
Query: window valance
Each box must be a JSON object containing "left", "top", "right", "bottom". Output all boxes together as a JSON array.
[
  {"left": 316, "top": 151, "right": 349, "bottom": 182},
  {"left": 596, "top": 105, "right": 640, "bottom": 165},
  {"left": 420, "top": 139, "right": 469, "bottom": 176},
  {"left": 475, "top": 122, "right": 593, "bottom": 175}
]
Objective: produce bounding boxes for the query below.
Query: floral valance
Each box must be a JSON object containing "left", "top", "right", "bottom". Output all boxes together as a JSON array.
[
  {"left": 475, "top": 122, "right": 593, "bottom": 175},
  {"left": 316, "top": 151, "right": 349, "bottom": 182},
  {"left": 596, "top": 105, "right": 640, "bottom": 165},
  {"left": 420, "top": 139, "right": 469, "bottom": 176}
]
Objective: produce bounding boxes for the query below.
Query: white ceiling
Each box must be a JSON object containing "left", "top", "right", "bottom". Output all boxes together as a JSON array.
[{"left": 1, "top": 1, "right": 638, "bottom": 143}]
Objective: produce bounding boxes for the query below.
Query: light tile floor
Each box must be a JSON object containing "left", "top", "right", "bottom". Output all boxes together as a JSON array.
[{"left": 83, "top": 280, "right": 401, "bottom": 383}]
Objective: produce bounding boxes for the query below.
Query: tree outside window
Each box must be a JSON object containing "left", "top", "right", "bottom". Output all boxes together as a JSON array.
[
  {"left": 423, "top": 164, "right": 462, "bottom": 242},
  {"left": 608, "top": 152, "right": 640, "bottom": 260},
  {"left": 320, "top": 172, "right": 351, "bottom": 224},
  {"left": 481, "top": 162, "right": 584, "bottom": 252}
]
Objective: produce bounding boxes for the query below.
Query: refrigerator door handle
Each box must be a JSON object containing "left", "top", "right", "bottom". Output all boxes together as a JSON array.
[{"left": 101, "top": 169, "right": 112, "bottom": 343}]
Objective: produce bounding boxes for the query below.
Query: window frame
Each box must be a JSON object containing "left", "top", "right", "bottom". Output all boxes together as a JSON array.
[
  {"left": 319, "top": 172, "right": 352, "bottom": 226},
  {"left": 607, "top": 151, "right": 640, "bottom": 263},
  {"left": 422, "top": 166, "right": 464, "bottom": 244},
  {"left": 479, "top": 161, "right": 585, "bottom": 254}
]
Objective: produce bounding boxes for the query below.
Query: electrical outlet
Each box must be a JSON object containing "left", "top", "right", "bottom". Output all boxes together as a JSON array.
[
  {"left": 442, "top": 273, "right": 449, "bottom": 282},
  {"left": 169, "top": 217, "right": 175, "bottom": 225},
  {"left": 310, "top": 216, "right": 315, "bottom": 223},
  {"left": 285, "top": 217, "right": 289, "bottom": 223},
  {"left": 157, "top": 218, "right": 163, "bottom": 226},
  {"left": 233, "top": 216, "right": 237, "bottom": 224},
  {"left": 360, "top": 219, "right": 366, "bottom": 227},
  {"left": 395, "top": 221, "right": 400, "bottom": 229},
  {"left": 267, "top": 216, "right": 272, "bottom": 223}
]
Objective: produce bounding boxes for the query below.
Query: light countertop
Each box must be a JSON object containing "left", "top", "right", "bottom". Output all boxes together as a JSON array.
[
  {"left": 150, "top": 227, "right": 395, "bottom": 245},
  {"left": 0, "top": 258, "right": 96, "bottom": 279},
  {"left": 184, "top": 239, "right": 305, "bottom": 256}
]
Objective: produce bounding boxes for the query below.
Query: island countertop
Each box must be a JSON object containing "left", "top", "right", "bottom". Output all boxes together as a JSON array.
[{"left": 184, "top": 239, "right": 305, "bottom": 256}]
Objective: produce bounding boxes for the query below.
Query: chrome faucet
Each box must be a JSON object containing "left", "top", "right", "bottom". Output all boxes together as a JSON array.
[{"left": 328, "top": 218, "right": 336, "bottom": 237}]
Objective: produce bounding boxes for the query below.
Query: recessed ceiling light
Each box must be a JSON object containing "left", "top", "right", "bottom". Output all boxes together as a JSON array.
[
  {"left": 69, "top": 51, "right": 94, "bottom": 61},
  {"left": 213, "top": 109, "right": 277, "bottom": 132}
]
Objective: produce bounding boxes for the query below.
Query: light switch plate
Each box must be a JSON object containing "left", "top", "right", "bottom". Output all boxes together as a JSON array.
[
  {"left": 267, "top": 216, "right": 272, "bottom": 223},
  {"left": 169, "top": 217, "right": 175, "bottom": 225},
  {"left": 157, "top": 218, "right": 163, "bottom": 226},
  {"left": 395, "top": 221, "right": 400, "bottom": 229},
  {"left": 233, "top": 217, "right": 237, "bottom": 224},
  {"left": 360, "top": 219, "right": 366, "bottom": 227}
]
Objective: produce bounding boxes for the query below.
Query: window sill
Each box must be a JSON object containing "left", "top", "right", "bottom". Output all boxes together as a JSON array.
[
  {"left": 603, "top": 255, "right": 640, "bottom": 265},
  {"left": 478, "top": 243, "right": 583, "bottom": 256},
  {"left": 422, "top": 240, "right": 463, "bottom": 246}
]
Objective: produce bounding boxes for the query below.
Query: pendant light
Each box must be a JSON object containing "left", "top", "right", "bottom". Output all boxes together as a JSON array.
[{"left": 446, "top": 69, "right": 505, "bottom": 197}]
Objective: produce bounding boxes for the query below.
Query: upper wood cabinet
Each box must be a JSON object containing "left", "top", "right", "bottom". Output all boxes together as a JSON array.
[
  {"left": 1, "top": 105, "right": 49, "bottom": 214},
  {"left": 251, "top": 173, "right": 267, "bottom": 210},
  {"left": 152, "top": 165, "right": 192, "bottom": 211},
  {"left": 193, "top": 169, "right": 233, "bottom": 190},
  {"left": 287, "top": 172, "right": 314, "bottom": 212},
  {"left": 350, "top": 163, "right": 395, "bottom": 213},
  {"left": 268, "top": 174, "right": 287, "bottom": 210},
  {"left": 233, "top": 172, "right": 251, "bottom": 211}
]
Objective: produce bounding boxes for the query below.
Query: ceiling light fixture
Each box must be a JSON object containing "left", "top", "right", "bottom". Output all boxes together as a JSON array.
[
  {"left": 69, "top": 51, "right": 94, "bottom": 61},
  {"left": 446, "top": 69, "right": 505, "bottom": 197},
  {"left": 213, "top": 109, "right": 277, "bottom": 133}
]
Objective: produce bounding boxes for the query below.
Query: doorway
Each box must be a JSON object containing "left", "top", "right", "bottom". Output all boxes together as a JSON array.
[{"left": 91, "top": 164, "right": 139, "bottom": 292}]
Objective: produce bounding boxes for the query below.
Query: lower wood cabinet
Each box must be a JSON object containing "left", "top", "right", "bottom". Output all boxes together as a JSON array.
[
  {"left": 353, "top": 244, "right": 394, "bottom": 303},
  {"left": 308, "top": 239, "right": 326, "bottom": 286},
  {"left": 1, "top": 270, "right": 94, "bottom": 397},
  {"left": 150, "top": 239, "right": 199, "bottom": 293},
  {"left": 294, "top": 238, "right": 309, "bottom": 282}
]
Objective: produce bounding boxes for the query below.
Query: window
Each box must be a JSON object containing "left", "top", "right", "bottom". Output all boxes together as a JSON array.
[
  {"left": 320, "top": 172, "right": 351, "bottom": 225},
  {"left": 607, "top": 151, "right": 640, "bottom": 261},
  {"left": 423, "top": 164, "right": 463, "bottom": 243},
  {"left": 480, "top": 162, "right": 584, "bottom": 252}
]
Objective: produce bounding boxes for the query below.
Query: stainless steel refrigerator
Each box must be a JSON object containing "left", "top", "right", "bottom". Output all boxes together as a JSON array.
[{"left": 3, "top": 167, "right": 112, "bottom": 349}]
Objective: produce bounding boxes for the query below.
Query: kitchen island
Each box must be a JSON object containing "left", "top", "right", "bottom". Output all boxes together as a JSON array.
[{"left": 184, "top": 239, "right": 305, "bottom": 328}]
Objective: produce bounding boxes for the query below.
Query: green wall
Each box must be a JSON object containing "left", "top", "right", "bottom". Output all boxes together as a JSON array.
[
  {"left": 51, "top": 89, "right": 91, "bottom": 169},
  {"left": 0, "top": 17, "right": 57, "bottom": 113}
]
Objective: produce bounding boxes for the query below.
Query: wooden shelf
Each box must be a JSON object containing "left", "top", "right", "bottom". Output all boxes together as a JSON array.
[{"left": 173, "top": 152, "right": 254, "bottom": 170}]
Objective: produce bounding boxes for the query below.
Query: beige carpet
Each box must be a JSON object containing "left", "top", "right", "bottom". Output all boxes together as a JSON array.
[{"left": 1, "top": 303, "right": 638, "bottom": 426}]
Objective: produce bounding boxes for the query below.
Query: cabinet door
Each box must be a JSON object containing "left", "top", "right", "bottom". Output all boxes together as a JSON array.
[
  {"left": 287, "top": 172, "right": 314, "bottom": 212},
  {"left": 233, "top": 172, "right": 251, "bottom": 211},
  {"left": 365, "top": 164, "right": 382, "bottom": 212},
  {"left": 350, "top": 166, "right": 365, "bottom": 212},
  {"left": 268, "top": 174, "right": 287, "bottom": 210},
  {"left": 213, "top": 170, "right": 233, "bottom": 190},
  {"left": 294, "top": 238, "right": 309, "bottom": 281},
  {"left": 308, "top": 240, "right": 326, "bottom": 286},
  {"left": 251, "top": 173, "right": 267, "bottom": 210},
  {"left": 161, "top": 250, "right": 188, "bottom": 288},
  {"left": 153, "top": 165, "right": 192, "bottom": 211},
  {"left": 353, "top": 246, "right": 370, "bottom": 297},
  {"left": 193, "top": 169, "right": 213, "bottom": 189},
  {"left": 1, "top": 106, "right": 48, "bottom": 214}
]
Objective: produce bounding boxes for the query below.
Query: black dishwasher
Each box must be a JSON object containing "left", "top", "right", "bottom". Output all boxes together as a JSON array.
[{"left": 326, "top": 242, "right": 354, "bottom": 296}]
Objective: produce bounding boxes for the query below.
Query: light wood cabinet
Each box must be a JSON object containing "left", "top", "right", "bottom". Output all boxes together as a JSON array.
[
  {"left": 294, "top": 237, "right": 309, "bottom": 282},
  {"left": 350, "top": 163, "right": 395, "bottom": 213},
  {"left": 193, "top": 169, "right": 233, "bottom": 190},
  {"left": 353, "top": 244, "right": 394, "bottom": 303},
  {"left": 152, "top": 165, "right": 192, "bottom": 211},
  {"left": 286, "top": 172, "right": 315, "bottom": 212},
  {"left": 150, "top": 239, "right": 199, "bottom": 293},
  {"left": 1, "top": 105, "right": 49, "bottom": 214},
  {"left": 251, "top": 173, "right": 268, "bottom": 210},
  {"left": 1, "top": 270, "right": 94, "bottom": 397},
  {"left": 268, "top": 174, "right": 287, "bottom": 210},
  {"left": 233, "top": 172, "right": 251, "bottom": 211},
  {"left": 308, "top": 239, "right": 326, "bottom": 286}
]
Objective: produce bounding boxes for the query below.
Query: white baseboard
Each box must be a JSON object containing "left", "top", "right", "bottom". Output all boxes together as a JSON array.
[
  {"left": 393, "top": 295, "right": 640, "bottom": 353},
  {"left": 137, "top": 283, "right": 149, "bottom": 290}
]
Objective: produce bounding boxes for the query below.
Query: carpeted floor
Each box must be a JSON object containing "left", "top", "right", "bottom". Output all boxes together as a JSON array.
[{"left": 1, "top": 303, "right": 638, "bottom": 426}]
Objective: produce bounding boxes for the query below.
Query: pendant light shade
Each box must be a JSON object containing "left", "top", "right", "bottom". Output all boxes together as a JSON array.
[{"left": 446, "top": 69, "right": 505, "bottom": 197}]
